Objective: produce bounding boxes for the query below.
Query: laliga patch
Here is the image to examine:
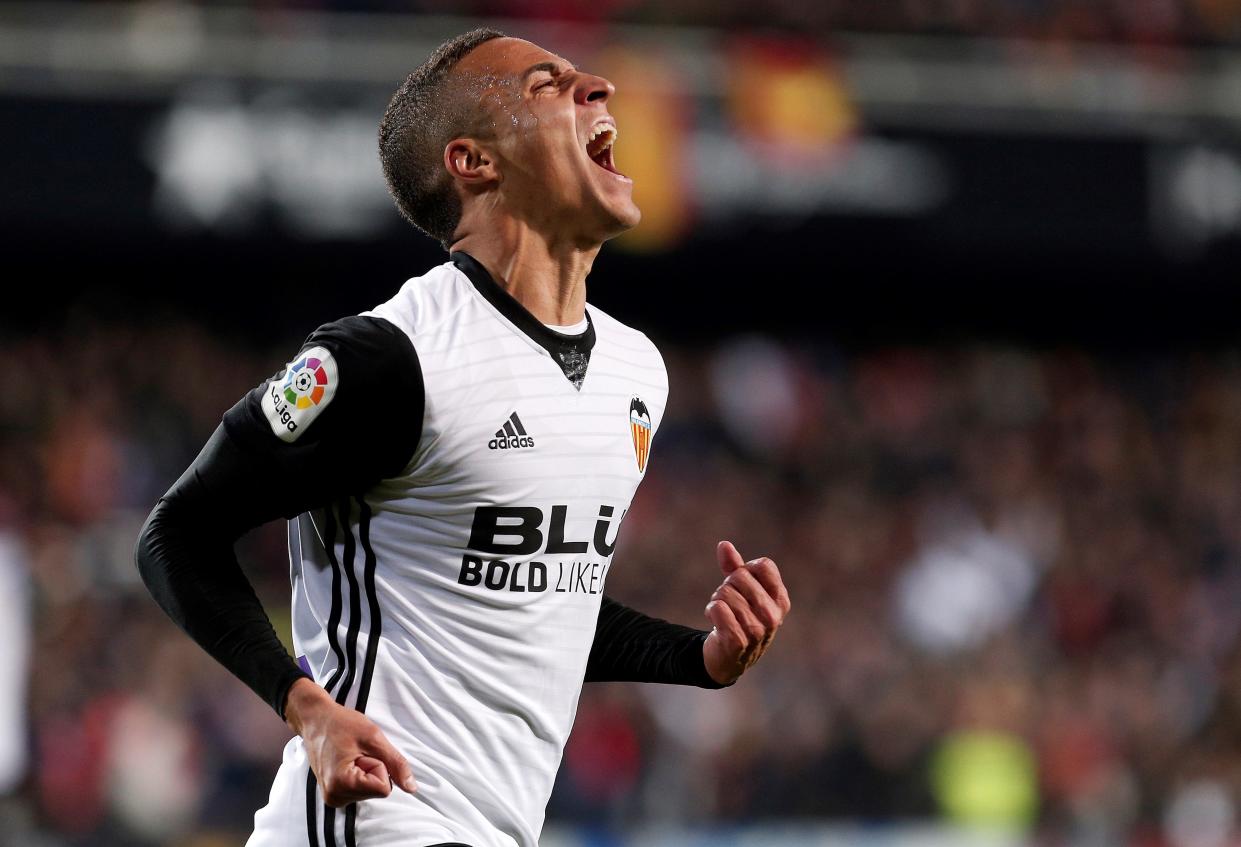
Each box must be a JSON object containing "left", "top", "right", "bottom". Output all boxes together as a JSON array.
[{"left": 261, "top": 346, "right": 339, "bottom": 442}]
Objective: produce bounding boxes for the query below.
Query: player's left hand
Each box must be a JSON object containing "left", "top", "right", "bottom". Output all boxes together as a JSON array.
[{"left": 703, "top": 541, "right": 791, "bottom": 686}]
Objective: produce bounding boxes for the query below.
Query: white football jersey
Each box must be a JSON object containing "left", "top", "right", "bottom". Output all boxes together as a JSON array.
[{"left": 247, "top": 254, "right": 668, "bottom": 847}]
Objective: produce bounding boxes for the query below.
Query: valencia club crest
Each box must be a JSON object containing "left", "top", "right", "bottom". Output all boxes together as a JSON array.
[{"left": 629, "top": 396, "right": 652, "bottom": 472}]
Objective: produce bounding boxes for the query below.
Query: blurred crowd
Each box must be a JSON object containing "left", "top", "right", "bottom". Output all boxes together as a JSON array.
[
  {"left": 451, "top": 0, "right": 1241, "bottom": 45},
  {"left": 2, "top": 317, "right": 1241, "bottom": 846},
  {"left": 126, "top": 0, "right": 1241, "bottom": 46}
]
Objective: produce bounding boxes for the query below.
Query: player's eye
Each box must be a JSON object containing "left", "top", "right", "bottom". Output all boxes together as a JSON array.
[{"left": 534, "top": 78, "right": 556, "bottom": 92}]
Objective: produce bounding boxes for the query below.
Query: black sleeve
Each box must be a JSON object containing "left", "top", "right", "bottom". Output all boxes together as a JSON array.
[
  {"left": 135, "top": 315, "right": 424, "bottom": 718},
  {"left": 584, "top": 596, "right": 729, "bottom": 688}
]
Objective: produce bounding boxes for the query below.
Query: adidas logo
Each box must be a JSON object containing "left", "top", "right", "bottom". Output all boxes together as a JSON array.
[{"left": 488, "top": 411, "right": 535, "bottom": 450}]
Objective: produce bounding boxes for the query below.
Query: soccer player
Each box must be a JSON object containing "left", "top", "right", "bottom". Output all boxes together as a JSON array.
[{"left": 135, "top": 28, "right": 790, "bottom": 847}]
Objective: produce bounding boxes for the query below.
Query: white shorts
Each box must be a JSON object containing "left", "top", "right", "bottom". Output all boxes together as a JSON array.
[{"left": 246, "top": 737, "right": 479, "bottom": 847}]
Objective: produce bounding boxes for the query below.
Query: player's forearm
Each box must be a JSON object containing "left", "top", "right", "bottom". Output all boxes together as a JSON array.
[
  {"left": 135, "top": 495, "right": 308, "bottom": 717},
  {"left": 134, "top": 432, "right": 310, "bottom": 718},
  {"left": 584, "top": 596, "right": 727, "bottom": 688}
]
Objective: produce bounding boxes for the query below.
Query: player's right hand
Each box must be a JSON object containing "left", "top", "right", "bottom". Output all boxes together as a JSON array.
[{"left": 284, "top": 677, "right": 418, "bottom": 807}]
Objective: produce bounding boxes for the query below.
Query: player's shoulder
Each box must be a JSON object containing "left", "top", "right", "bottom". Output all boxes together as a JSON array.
[
  {"left": 301, "top": 312, "right": 410, "bottom": 359},
  {"left": 235, "top": 310, "right": 421, "bottom": 446},
  {"left": 293, "top": 310, "right": 419, "bottom": 393},
  {"left": 587, "top": 302, "right": 661, "bottom": 354},
  {"left": 362, "top": 258, "right": 473, "bottom": 341},
  {"left": 586, "top": 303, "right": 667, "bottom": 386}
]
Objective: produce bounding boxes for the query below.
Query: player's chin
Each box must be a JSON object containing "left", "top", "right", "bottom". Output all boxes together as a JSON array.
[
  {"left": 611, "top": 197, "right": 642, "bottom": 231},
  {"left": 594, "top": 201, "right": 641, "bottom": 243},
  {"left": 592, "top": 184, "right": 641, "bottom": 233}
]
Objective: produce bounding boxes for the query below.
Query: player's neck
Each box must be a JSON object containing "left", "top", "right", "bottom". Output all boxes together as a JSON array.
[{"left": 450, "top": 226, "right": 599, "bottom": 326}]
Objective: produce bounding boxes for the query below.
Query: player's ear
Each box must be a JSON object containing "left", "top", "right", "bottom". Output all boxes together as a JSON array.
[{"left": 445, "top": 139, "right": 500, "bottom": 185}]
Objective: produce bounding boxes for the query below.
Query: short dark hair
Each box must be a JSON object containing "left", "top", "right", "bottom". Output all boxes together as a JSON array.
[{"left": 379, "top": 28, "right": 506, "bottom": 249}]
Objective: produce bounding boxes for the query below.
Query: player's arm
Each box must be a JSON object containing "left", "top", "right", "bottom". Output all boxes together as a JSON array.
[
  {"left": 134, "top": 315, "right": 423, "bottom": 805},
  {"left": 585, "top": 596, "right": 726, "bottom": 687},
  {"left": 586, "top": 541, "right": 790, "bottom": 687},
  {"left": 135, "top": 426, "right": 313, "bottom": 715}
]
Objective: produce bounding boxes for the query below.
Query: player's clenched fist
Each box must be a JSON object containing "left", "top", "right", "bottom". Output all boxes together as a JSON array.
[
  {"left": 703, "top": 541, "right": 791, "bottom": 686},
  {"left": 284, "top": 678, "right": 418, "bottom": 807}
]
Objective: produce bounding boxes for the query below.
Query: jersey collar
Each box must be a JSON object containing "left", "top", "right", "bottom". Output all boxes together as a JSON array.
[{"left": 451, "top": 251, "right": 596, "bottom": 388}]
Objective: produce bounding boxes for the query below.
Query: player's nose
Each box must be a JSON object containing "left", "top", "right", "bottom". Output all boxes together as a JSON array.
[{"left": 574, "top": 72, "right": 615, "bottom": 105}]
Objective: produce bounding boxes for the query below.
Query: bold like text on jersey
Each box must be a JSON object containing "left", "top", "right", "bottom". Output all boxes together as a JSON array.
[{"left": 459, "top": 504, "right": 625, "bottom": 594}]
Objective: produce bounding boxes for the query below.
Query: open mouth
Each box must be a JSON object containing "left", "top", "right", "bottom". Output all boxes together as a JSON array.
[{"left": 586, "top": 121, "right": 623, "bottom": 177}]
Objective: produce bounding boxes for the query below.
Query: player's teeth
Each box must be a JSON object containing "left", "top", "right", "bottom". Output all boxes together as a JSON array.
[{"left": 586, "top": 124, "right": 617, "bottom": 160}]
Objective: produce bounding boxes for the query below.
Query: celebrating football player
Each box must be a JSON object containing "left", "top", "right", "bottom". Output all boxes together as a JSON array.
[{"left": 136, "top": 29, "right": 790, "bottom": 847}]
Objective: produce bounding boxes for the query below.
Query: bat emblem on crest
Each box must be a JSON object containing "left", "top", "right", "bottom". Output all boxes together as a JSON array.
[{"left": 629, "top": 396, "right": 652, "bottom": 472}]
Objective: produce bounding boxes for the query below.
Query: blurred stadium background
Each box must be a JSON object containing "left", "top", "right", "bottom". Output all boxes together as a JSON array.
[{"left": 4, "top": 1, "right": 1241, "bottom": 845}]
